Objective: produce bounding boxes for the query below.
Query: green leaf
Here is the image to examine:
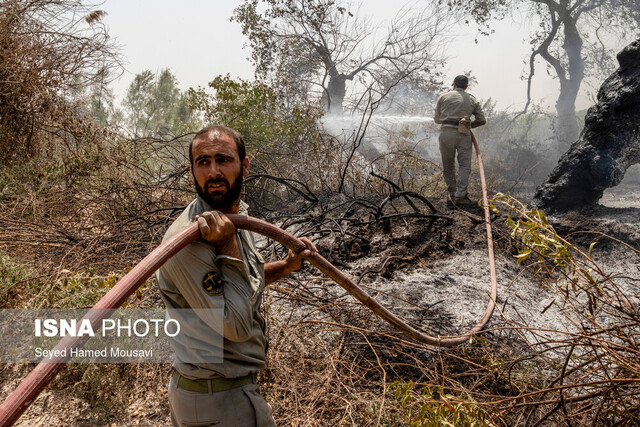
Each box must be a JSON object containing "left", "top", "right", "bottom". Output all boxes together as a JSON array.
[
  {"left": 580, "top": 268, "right": 596, "bottom": 284},
  {"left": 514, "top": 250, "right": 531, "bottom": 265}
]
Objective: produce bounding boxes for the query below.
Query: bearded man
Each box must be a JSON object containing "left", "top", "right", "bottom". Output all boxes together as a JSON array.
[{"left": 156, "top": 125, "right": 316, "bottom": 426}]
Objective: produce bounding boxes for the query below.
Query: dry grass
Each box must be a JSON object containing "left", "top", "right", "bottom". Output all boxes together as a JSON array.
[{"left": 1, "top": 132, "right": 639, "bottom": 426}]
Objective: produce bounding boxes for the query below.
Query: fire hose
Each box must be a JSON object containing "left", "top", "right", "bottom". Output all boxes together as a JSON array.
[{"left": 0, "top": 131, "right": 496, "bottom": 426}]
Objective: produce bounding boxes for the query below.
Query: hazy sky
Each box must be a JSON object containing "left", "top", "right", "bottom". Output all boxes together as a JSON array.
[{"left": 102, "top": 0, "right": 600, "bottom": 113}]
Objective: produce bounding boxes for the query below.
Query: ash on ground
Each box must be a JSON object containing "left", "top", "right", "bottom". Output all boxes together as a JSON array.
[{"left": 265, "top": 191, "right": 640, "bottom": 350}]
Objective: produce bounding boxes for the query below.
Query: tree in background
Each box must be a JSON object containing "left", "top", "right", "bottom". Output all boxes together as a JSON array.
[
  {"left": 123, "top": 71, "right": 155, "bottom": 137},
  {"left": 71, "top": 66, "right": 121, "bottom": 127},
  {"left": 88, "top": 82, "right": 116, "bottom": 127},
  {"left": 450, "top": 0, "right": 640, "bottom": 149},
  {"left": 122, "top": 69, "right": 197, "bottom": 137},
  {"left": 189, "top": 74, "right": 320, "bottom": 176},
  {"left": 370, "top": 68, "right": 446, "bottom": 115},
  {"left": 233, "top": 0, "right": 450, "bottom": 114},
  {"left": 0, "top": 0, "right": 120, "bottom": 164}
]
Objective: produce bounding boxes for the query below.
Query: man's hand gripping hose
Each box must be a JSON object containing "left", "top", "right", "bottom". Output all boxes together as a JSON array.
[{"left": 0, "top": 131, "right": 496, "bottom": 426}]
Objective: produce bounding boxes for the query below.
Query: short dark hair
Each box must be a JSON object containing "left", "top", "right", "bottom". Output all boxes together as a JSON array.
[
  {"left": 189, "top": 125, "right": 246, "bottom": 165},
  {"left": 453, "top": 75, "right": 469, "bottom": 89}
]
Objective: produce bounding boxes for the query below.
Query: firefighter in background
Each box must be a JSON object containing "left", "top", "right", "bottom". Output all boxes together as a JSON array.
[{"left": 433, "top": 75, "right": 486, "bottom": 206}]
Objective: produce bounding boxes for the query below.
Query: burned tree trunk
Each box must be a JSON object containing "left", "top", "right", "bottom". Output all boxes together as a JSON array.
[
  {"left": 324, "top": 73, "right": 349, "bottom": 114},
  {"left": 533, "top": 38, "right": 640, "bottom": 211}
]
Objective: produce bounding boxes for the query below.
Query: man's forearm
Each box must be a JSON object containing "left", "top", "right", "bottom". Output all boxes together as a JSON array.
[
  {"left": 471, "top": 106, "right": 486, "bottom": 128},
  {"left": 264, "top": 260, "right": 295, "bottom": 286},
  {"left": 471, "top": 118, "right": 486, "bottom": 128},
  {"left": 264, "top": 237, "right": 315, "bottom": 285}
]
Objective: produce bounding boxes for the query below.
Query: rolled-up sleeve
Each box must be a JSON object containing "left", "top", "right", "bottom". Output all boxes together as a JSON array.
[{"left": 158, "top": 240, "right": 255, "bottom": 342}]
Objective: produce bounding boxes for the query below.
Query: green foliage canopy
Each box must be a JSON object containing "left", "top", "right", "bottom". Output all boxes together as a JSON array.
[
  {"left": 188, "top": 74, "right": 320, "bottom": 174},
  {"left": 123, "top": 69, "right": 198, "bottom": 138}
]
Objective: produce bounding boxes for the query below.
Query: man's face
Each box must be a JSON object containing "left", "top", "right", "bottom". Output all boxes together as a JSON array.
[{"left": 190, "top": 130, "right": 249, "bottom": 213}]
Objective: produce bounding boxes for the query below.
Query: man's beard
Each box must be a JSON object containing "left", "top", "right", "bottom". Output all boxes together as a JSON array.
[{"left": 194, "top": 169, "right": 243, "bottom": 210}]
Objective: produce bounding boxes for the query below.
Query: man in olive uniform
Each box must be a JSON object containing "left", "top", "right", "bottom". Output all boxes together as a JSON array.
[
  {"left": 434, "top": 75, "right": 486, "bottom": 206},
  {"left": 156, "top": 125, "right": 316, "bottom": 426}
]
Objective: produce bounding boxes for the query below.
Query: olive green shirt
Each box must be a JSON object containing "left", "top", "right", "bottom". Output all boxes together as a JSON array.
[
  {"left": 433, "top": 88, "right": 486, "bottom": 129},
  {"left": 156, "top": 196, "right": 267, "bottom": 380}
]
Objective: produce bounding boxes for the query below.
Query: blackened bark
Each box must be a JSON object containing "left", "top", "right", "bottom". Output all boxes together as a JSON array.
[{"left": 533, "top": 38, "right": 640, "bottom": 211}]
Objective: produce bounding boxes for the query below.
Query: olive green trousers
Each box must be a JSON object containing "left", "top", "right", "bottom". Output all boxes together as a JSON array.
[
  {"left": 439, "top": 127, "right": 473, "bottom": 198},
  {"left": 169, "top": 376, "right": 275, "bottom": 427}
]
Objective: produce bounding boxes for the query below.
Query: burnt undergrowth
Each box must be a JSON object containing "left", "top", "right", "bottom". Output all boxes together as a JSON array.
[{"left": 0, "top": 135, "right": 639, "bottom": 425}]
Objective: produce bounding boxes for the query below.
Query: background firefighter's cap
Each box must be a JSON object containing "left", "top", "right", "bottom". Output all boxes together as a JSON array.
[{"left": 453, "top": 75, "right": 469, "bottom": 89}]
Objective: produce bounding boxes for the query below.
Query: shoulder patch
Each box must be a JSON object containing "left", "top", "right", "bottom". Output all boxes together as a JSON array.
[{"left": 202, "top": 270, "right": 223, "bottom": 296}]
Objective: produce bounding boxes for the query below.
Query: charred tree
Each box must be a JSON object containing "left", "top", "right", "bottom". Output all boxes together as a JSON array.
[{"left": 532, "top": 38, "right": 640, "bottom": 211}]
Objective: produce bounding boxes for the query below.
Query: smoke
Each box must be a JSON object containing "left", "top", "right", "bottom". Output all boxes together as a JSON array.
[{"left": 320, "top": 114, "right": 438, "bottom": 161}]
